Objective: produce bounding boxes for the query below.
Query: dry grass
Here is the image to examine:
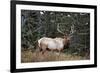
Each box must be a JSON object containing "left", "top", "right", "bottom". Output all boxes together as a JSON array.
[{"left": 21, "top": 50, "right": 89, "bottom": 63}]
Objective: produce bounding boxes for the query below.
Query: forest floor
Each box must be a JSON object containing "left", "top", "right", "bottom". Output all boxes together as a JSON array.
[{"left": 21, "top": 49, "right": 89, "bottom": 63}]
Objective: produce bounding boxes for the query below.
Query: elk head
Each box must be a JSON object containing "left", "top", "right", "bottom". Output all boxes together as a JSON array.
[{"left": 57, "top": 23, "right": 75, "bottom": 48}]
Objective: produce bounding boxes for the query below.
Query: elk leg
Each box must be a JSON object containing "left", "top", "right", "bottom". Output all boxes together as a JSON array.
[
  {"left": 58, "top": 49, "right": 62, "bottom": 59},
  {"left": 58, "top": 50, "right": 61, "bottom": 58},
  {"left": 40, "top": 44, "right": 47, "bottom": 55},
  {"left": 49, "top": 49, "right": 54, "bottom": 55},
  {"left": 35, "top": 45, "right": 41, "bottom": 58}
]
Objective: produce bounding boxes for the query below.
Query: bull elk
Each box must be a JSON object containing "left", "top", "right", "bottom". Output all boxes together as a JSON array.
[{"left": 37, "top": 24, "right": 75, "bottom": 56}]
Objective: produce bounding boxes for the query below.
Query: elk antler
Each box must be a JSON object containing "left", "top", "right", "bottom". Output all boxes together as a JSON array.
[
  {"left": 69, "top": 24, "right": 75, "bottom": 36},
  {"left": 57, "top": 23, "right": 65, "bottom": 35}
]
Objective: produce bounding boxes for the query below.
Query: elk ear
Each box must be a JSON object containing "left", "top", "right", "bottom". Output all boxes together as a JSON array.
[{"left": 63, "top": 34, "right": 67, "bottom": 38}]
